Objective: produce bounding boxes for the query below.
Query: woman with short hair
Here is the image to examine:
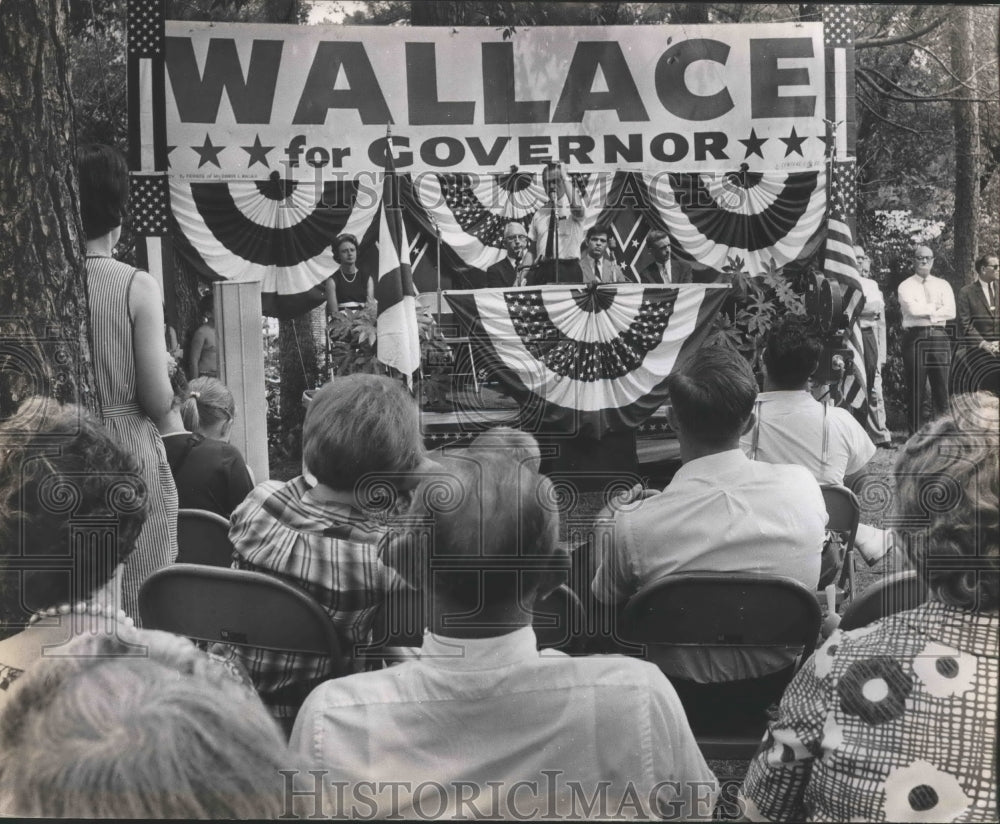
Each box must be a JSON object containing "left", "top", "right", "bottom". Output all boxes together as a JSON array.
[
  {"left": 740, "top": 393, "right": 998, "bottom": 822},
  {"left": 0, "top": 398, "right": 148, "bottom": 710},
  {"left": 323, "top": 233, "right": 373, "bottom": 315}
]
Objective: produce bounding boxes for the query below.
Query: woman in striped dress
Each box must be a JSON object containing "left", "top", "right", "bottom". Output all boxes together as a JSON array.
[{"left": 78, "top": 144, "right": 178, "bottom": 621}]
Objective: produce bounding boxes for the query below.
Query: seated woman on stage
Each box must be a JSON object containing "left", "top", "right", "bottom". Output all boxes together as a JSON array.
[
  {"left": 163, "top": 376, "right": 254, "bottom": 518},
  {"left": 740, "top": 392, "right": 999, "bottom": 822},
  {"left": 0, "top": 398, "right": 147, "bottom": 712},
  {"left": 324, "top": 233, "right": 373, "bottom": 315}
]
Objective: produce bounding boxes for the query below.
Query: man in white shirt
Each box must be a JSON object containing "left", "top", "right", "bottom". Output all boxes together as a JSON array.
[
  {"left": 897, "top": 245, "right": 956, "bottom": 433},
  {"left": 740, "top": 314, "right": 889, "bottom": 566},
  {"left": 578, "top": 224, "right": 626, "bottom": 284},
  {"left": 591, "top": 346, "right": 826, "bottom": 717},
  {"left": 291, "top": 453, "right": 717, "bottom": 821},
  {"left": 854, "top": 245, "right": 892, "bottom": 445},
  {"left": 527, "top": 161, "right": 585, "bottom": 285}
]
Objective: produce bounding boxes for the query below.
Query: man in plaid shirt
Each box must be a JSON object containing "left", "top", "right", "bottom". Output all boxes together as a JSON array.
[{"left": 227, "top": 374, "right": 434, "bottom": 717}]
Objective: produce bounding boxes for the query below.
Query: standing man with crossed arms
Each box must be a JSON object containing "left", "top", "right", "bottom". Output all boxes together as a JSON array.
[{"left": 897, "top": 245, "right": 955, "bottom": 434}]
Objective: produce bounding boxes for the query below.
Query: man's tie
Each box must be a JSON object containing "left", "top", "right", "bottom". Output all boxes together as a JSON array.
[
  {"left": 990, "top": 280, "right": 997, "bottom": 311},
  {"left": 544, "top": 206, "right": 556, "bottom": 260},
  {"left": 595, "top": 260, "right": 602, "bottom": 281}
]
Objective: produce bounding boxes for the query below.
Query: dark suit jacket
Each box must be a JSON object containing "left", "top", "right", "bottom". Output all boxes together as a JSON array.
[
  {"left": 484, "top": 255, "right": 533, "bottom": 288},
  {"left": 957, "top": 281, "right": 999, "bottom": 351},
  {"left": 579, "top": 255, "right": 626, "bottom": 284},
  {"left": 639, "top": 260, "right": 693, "bottom": 285}
]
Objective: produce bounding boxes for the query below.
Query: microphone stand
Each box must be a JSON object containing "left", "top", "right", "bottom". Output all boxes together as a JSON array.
[
  {"left": 549, "top": 184, "right": 560, "bottom": 285},
  {"left": 431, "top": 216, "right": 442, "bottom": 327}
]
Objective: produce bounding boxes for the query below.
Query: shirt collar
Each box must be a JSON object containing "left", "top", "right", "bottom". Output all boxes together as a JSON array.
[
  {"left": 672, "top": 448, "right": 749, "bottom": 481},
  {"left": 420, "top": 625, "right": 539, "bottom": 671},
  {"left": 756, "top": 389, "right": 816, "bottom": 405}
]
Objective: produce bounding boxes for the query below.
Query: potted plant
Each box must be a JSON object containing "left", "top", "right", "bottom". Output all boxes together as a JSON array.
[{"left": 324, "top": 299, "right": 453, "bottom": 408}]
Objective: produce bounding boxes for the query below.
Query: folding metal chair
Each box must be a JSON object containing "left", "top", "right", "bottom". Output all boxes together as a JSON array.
[
  {"left": 139, "top": 564, "right": 350, "bottom": 736},
  {"left": 821, "top": 484, "right": 861, "bottom": 604},
  {"left": 176, "top": 508, "right": 236, "bottom": 567},
  {"left": 840, "top": 570, "right": 928, "bottom": 631},
  {"left": 621, "top": 572, "right": 822, "bottom": 761},
  {"left": 139, "top": 564, "right": 346, "bottom": 670}
]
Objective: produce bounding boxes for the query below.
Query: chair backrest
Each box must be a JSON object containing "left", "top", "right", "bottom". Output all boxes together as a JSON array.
[
  {"left": 139, "top": 564, "right": 346, "bottom": 674},
  {"left": 821, "top": 484, "right": 860, "bottom": 550},
  {"left": 622, "top": 572, "right": 822, "bottom": 661},
  {"left": 840, "top": 570, "right": 929, "bottom": 631},
  {"left": 532, "top": 584, "right": 587, "bottom": 652},
  {"left": 176, "top": 508, "right": 236, "bottom": 567}
]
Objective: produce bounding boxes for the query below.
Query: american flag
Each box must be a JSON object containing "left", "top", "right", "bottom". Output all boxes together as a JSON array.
[
  {"left": 823, "top": 4, "right": 856, "bottom": 160},
  {"left": 444, "top": 283, "right": 729, "bottom": 437},
  {"left": 824, "top": 160, "right": 867, "bottom": 409},
  {"left": 127, "top": 0, "right": 173, "bottom": 304},
  {"left": 375, "top": 143, "right": 421, "bottom": 385}
]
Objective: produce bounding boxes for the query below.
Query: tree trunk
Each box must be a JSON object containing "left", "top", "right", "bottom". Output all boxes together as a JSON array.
[
  {"left": 671, "top": 4, "right": 709, "bottom": 24},
  {"left": 951, "top": 6, "right": 979, "bottom": 282},
  {"left": 0, "top": 0, "right": 97, "bottom": 418},
  {"left": 411, "top": 1, "right": 473, "bottom": 26}
]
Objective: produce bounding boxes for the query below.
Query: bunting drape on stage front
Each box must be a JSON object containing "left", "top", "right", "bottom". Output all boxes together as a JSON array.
[
  {"left": 445, "top": 283, "right": 730, "bottom": 437},
  {"left": 170, "top": 170, "right": 827, "bottom": 318}
]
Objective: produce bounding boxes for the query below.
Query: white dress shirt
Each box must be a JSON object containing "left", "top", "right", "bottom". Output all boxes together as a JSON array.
[
  {"left": 529, "top": 196, "right": 585, "bottom": 260},
  {"left": 592, "top": 450, "right": 826, "bottom": 681},
  {"left": 290, "top": 626, "right": 717, "bottom": 820},
  {"left": 740, "top": 391, "right": 876, "bottom": 486},
  {"left": 897, "top": 273, "right": 956, "bottom": 329}
]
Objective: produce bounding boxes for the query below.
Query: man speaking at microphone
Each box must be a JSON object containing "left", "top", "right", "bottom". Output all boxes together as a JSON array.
[
  {"left": 485, "top": 221, "right": 534, "bottom": 288},
  {"left": 527, "top": 161, "right": 585, "bottom": 285}
]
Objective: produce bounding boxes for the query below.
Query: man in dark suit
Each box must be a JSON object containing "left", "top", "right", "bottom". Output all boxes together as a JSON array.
[
  {"left": 954, "top": 253, "right": 1000, "bottom": 395},
  {"left": 638, "top": 230, "right": 692, "bottom": 285},
  {"left": 484, "top": 221, "right": 533, "bottom": 288},
  {"left": 579, "top": 224, "right": 626, "bottom": 284}
]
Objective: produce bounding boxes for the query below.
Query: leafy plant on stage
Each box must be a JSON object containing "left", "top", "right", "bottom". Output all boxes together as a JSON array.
[
  {"left": 713, "top": 256, "right": 807, "bottom": 374},
  {"left": 326, "top": 299, "right": 453, "bottom": 407}
]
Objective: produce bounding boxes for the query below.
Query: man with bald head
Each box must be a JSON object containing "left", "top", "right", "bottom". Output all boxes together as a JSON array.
[
  {"left": 897, "top": 244, "right": 956, "bottom": 433},
  {"left": 484, "top": 221, "right": 533, "bottom": 288}
]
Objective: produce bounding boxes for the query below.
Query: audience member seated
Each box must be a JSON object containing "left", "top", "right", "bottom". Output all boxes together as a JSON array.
[
  {"left": 162, "top": 376, "right": 254, "bottom": 518},
  {"left": 0, "top": 398, "right": 147, "bottom": 711},
  {"left": 0, "top": 628, "right": 302, "bottom": 818},
  {"left": 290, "top": 454, "right": 718, "bottom": 820},
  {"left": 740, "top": 392, "right": 998, "bottom": 822},
  {"left": 740, "top": 315, "right": 889, "bottom": 569},
  {"left": 467, "top": 425, "right": 542, "bottom": 472},
  {"left": 226, "top": 374, "right": 434, "bottom": 719},
  {"left": 591, "top": 344, "right": 827, "bottom": 723}
]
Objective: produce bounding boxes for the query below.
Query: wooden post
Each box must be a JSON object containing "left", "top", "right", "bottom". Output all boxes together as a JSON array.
[{"left": 214, "top": 280, "right": 269, "bottom": 482}]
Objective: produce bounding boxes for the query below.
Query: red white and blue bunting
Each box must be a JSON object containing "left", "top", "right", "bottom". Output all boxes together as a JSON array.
[
  {"left": 444, "top": 283, "right": 729, "bottom": 437},
  {"left": 170, "top": 169, "right": 826, "bottom": 317}
]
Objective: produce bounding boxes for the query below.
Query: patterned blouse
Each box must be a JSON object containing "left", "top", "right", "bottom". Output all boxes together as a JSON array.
[{"left": 740, "top": 600, "right": 998, "bottom": 822}]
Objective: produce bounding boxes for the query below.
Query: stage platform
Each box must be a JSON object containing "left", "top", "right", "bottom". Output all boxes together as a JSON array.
[{"left": 419, "top": 388, "right": 681, "bottom": 485}]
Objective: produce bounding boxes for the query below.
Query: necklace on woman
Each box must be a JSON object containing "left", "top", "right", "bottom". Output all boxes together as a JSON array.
[
  {"left": 28, "top": 602, "right": 134, "bottom": 628},
  {"left": 340, "top": 267, "right": 358, "bottom": 284}
]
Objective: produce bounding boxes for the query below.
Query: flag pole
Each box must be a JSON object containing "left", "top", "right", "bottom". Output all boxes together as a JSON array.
[{"left": 431, "top": 215, "right": 442, "bottom": 327}]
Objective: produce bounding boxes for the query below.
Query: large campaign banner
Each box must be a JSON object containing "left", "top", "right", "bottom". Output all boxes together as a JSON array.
[
  {"left": 162, "top": 22, "right": 826, "bottom": 179},
  {"left": 128, "top": 6, "right": 856, "bottom": 320}
]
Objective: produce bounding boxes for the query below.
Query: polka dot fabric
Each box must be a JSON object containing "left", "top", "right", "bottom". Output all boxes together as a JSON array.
[{"left": 741, "top": 600, "right": 997, "bottom": 822}]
